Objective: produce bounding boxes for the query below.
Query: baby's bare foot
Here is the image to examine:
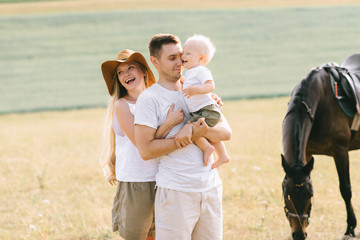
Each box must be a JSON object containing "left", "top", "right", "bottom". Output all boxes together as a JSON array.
[
  {"left": 211, "top": 155, "right": 230, "bottom": 169},
  {"left": 203, "top": 145, "right": 215, "bottom": 166}
]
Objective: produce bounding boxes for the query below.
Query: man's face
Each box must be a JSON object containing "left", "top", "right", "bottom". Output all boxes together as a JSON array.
[{"left": 157, "top": 43, "right": 183, "bottom": 82}]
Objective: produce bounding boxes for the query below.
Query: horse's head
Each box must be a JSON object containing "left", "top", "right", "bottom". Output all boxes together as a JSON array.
[{"left": 281, "top": 154, "right": 314, "bottom": 240}]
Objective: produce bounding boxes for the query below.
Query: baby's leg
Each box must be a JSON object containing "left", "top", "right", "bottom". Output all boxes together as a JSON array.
[
  {"left": 194, "top": 137, "right": 215, "bottom": 166},
  {"left": 211, "top": 141, "right": 230, "bottom": 169}
]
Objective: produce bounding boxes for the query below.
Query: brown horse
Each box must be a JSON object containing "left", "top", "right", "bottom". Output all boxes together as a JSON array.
[{"left": 281, "top": 53, "right": 360, "bottom": 239}]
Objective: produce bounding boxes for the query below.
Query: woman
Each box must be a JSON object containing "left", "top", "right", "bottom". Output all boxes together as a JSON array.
[{"left": 101, "top": 49, "right": 183, "bottom": 240}]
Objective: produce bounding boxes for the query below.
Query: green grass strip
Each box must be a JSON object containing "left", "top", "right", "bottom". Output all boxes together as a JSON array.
[{"left": 1, "top": 7, "right": 360, "bottom": 113}]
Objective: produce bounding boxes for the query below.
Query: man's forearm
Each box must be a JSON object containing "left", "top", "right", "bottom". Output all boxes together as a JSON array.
[
  {"left": 135, "top": 124, "right": 179, "bottom": 160},
  {"left": 139, "top": 138, "right": 179, "bottom": 160}
]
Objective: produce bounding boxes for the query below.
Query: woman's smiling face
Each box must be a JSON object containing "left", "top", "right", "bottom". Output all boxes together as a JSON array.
[{"left": 116, "top": 62, "right": 146, "bottom": 91}]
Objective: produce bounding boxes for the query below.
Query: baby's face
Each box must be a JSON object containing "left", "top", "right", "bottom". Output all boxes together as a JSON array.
[{"left": 181, "top": 41, "right": 202, "bottom": 70}]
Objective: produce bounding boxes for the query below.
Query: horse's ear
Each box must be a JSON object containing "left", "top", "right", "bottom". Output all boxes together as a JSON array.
[
  {"left": 281, "top": 154, "right": 290, "bottom": 174},
  {"left": 303, "top": 157, "right": 314, "bottom": 175}
]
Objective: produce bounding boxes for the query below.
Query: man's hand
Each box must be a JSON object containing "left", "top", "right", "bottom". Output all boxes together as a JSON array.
[
  {"left": 211, "top": 93, "right": 223, "bottom": 107},
  {"left": 192, "top": 118, "right": 209, "bottom": 141},
  {"left": 174, "top": 122, "right": 193, "bottom": 148}
]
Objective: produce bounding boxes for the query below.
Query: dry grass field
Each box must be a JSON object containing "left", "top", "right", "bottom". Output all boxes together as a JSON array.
[
  {"left": 2, "top": 0, "right": 360, "bottom": 239},
  {"left": 2, "top": 98, "right": 360, "bottom": 239}
]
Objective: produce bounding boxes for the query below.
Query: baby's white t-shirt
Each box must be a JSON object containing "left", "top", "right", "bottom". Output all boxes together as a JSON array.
[{"left": 183, "top": 66, "right": 216, "bottom": 112}]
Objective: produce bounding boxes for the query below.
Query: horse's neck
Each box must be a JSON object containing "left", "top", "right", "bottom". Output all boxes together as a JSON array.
[
  {"left": 283, "top": 103, "right": 315, "bottom": 166},
  {"left": 284, "top": 71, "right": 324, "bottom": 166}
]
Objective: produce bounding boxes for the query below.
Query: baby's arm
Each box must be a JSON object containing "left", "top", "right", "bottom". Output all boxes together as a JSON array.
[
  {"left": 155, "top": 103, "right": 184, "bottom": 139},
  {"left": 183, "top": 80, "right": 215, "bottom": 98}
]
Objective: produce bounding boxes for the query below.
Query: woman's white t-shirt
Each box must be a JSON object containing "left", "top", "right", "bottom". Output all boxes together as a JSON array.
[{"left": 113, "top": 100, "right": 158, "bottom": 182}]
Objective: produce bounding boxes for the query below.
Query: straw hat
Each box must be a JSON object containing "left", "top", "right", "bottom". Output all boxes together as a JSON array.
[{"left": 101, "top": 49, "right": 156, "bottom": 95}]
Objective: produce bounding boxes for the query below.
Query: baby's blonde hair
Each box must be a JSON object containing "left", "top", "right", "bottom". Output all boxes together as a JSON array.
[{"left": 185, "top": 34, "right": 216, "bottom": 65}]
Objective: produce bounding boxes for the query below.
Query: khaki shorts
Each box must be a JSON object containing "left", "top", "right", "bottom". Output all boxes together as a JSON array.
[
  {"left": 155, "top": 185, "right": 223, "bottom": 240},
  {"left": 189, "top": 104, "right": 221, "bottom": 127},
  {"left": 112, "top": 181, "right": 156, "bottom": 240}
]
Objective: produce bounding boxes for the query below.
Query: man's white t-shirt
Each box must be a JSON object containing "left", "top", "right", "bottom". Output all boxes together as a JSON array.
[
  {"left": 183, "top": 66, "right": 217, "bottom": 112},
  {"left": 134, "top": 83, "right": 222, "bottom": 192}
]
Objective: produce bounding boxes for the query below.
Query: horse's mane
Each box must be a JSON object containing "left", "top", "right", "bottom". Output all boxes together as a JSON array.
[{"left": 292, "top": 68, "right": 319, "bottom": 105}]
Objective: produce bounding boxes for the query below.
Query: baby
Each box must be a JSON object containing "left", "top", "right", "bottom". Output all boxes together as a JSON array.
[{"left": 182, "top": 34, "right": 230, "bottom": 168}]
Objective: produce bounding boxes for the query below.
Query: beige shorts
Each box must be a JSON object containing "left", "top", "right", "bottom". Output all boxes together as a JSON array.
[
  {"left": 155, "top": 185, "right": 223, "bottom": 240},
  {"left": 112, "top": 181, "right": 156, "bottom": 240}
]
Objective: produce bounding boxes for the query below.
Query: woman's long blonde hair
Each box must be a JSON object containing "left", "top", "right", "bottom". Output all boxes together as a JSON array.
[{"left": 100, "top": 62, "right": 149, "bottom": 185}]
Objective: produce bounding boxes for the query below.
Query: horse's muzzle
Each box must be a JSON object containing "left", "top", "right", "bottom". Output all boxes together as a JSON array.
[{"left": 292, "top": 231, "right": 307, "bottom": 240}]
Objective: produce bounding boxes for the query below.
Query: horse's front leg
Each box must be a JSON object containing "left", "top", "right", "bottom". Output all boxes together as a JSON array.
[{"left": 334, "top": 150, "right": 357, "bottom": 237}]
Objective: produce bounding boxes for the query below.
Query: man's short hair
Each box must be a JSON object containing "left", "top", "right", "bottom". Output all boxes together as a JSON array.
[{"left": 149, "top": 34, "right": 181, "bottom": 59}]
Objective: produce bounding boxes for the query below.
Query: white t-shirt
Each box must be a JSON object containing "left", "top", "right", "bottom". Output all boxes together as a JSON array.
[
  {"left": 113, "top": 100, "right": 158, "bottom": 182},
  {"left": 134, "top": 83, "right": 222, "bottom": 192},
  {"left": 183, "top": 66, "right": 216, "bottom": 112}
]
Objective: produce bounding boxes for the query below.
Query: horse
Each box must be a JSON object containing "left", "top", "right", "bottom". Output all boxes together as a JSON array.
[{"left": 281, "top": 53, "right": 360, "bottom": 240}]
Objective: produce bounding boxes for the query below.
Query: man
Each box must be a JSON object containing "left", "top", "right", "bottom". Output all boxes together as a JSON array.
[{"left": 135, "top": 34, "right": 231, "bottom": 240}]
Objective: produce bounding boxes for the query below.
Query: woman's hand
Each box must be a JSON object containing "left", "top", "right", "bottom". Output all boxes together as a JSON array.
[
  {"left": 165, "top": 103, "right": 184, "bottom": 126},
  {"left": 155, "top": 104, "right": 184, "bottom": 139}
]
